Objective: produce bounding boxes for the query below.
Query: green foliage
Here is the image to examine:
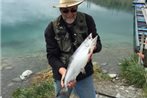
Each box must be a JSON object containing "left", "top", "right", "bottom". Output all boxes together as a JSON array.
[
  {"left": 93, "top": 64, "right": 110, "bottom": 81},
  {"left": 12, "top": 81, "right": 54, "bottom": 98},
  {"left": 120, "top": 55, "right": 146, "bottom": 87},
  {"left": 120, "top": 55, "right": 147, "bottom": 97},
  {"left": 143, "top": 83, "right": 147, "bottom": 97}
]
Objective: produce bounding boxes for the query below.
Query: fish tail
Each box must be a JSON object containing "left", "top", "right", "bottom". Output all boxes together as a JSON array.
[{"left": 56, "top": 87, "right": 69, "bottom": 97}]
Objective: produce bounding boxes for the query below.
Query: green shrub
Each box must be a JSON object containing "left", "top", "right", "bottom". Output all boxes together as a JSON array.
[
  {"left": 12, "top": 81, "right": 54, "bottom": 98},
  {"left": 143, "top": 83, "right": 147, "bottom": 97},
  {"left": 120, "top": 55, "right": 147, "bottom": 97},
  {"left": 93, "top": 64, "right": 110, "bottom": 81}
]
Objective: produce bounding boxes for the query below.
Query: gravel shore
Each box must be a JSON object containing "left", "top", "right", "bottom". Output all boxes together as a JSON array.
[{"left": 1, "top": 47, "right": 143, "bottom": 98}]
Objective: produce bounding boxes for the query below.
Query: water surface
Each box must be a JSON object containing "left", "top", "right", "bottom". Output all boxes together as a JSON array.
[{"left": 2, "top": 0, "right": 133, "bottom": 58}]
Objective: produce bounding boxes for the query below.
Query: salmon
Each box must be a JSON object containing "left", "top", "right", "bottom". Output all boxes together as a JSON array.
[{"left": 57, "top": 33, "right": 97, "bottom": 97}]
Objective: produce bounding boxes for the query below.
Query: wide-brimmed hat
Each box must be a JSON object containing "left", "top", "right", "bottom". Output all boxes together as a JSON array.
[{"left": 53, "top": 0, "right": 84, "bottom": 8}]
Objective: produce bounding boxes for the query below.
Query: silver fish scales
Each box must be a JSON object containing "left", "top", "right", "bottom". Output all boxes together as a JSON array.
[{"left": 57, "top": 33, "right": 97, "bottom": 97}]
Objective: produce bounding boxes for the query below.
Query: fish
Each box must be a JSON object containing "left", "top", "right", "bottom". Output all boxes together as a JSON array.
[{"left": 57, "top": 33, "right": 97, "bottom": 97}]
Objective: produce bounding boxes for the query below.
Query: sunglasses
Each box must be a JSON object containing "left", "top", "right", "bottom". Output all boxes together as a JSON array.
[{"left": 61, "top": 8, "right": 77, "bottom": 13}]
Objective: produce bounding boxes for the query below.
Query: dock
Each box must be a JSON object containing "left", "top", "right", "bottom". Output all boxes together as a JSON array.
[
  {"left": 133, "top": 0, "right": 147, "bottom": 64},
  {"left": 133, "top": 0, "right": 147, "bottom": 49}
]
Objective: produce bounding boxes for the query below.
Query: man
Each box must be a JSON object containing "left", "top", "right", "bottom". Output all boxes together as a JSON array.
[
  {"left": 137, "top": 37, "right": 147, "bottom": 70},
  {"left": 44, "top": 0, "right": 102, "bottom": 98}
]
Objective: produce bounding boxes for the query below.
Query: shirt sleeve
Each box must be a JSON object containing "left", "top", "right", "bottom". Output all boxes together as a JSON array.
[
  {"left": 44, "top": 22, "right": 66, "bottom": 71},
  {"left": 85, "top": 13, "right": 102, "bottom": 53}
]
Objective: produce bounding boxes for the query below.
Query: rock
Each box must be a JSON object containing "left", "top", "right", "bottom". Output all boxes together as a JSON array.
[
  {"left": 118, "top": 62, "right": 122, "bottom": 65},
  {"left": 4, "top": 66, "right": 13, "bottom": 70},
  {"left": 102, "top": 69, "right": 108, "bottom": 74},
  {"left": 115, "top": 85, "right": 119, "bottom": 88},
  {"left": 128, "top": 86, "right": 135, "bottom": 91},
  {"left": 125, "top": 90, "right": 129, "bottom": 93},
  {"left": 115, "top": 93, "right": 125, "bottom": 98},
  {"left": 0, "top": 66, "right": 3, "bottom": 70},
  {"left": 12, "top": 77, "right": 22, "bottom": 82},
  {"left": 115, "top": 76, "right": 119, "bottom": 80},
  {"left": 92, "top": 62, "right": 98, "bottom": 65},
  {"left": 7, "top": 82, "right": 14, "bottom": 87},
  {"left": 101, "top": 62, "right": 108, "bottom": 66},
  {"left": 108, "top": 73, "right": 117, "bottom": 78},
  {"left": 20, "top": 70, "right": 33, "bottom": 80},
  {"left": 116, "top": 93, "right": 121, "bottom": 98},
  {"left": 119, "top": 86, "right": 125, "bottom": 90}
]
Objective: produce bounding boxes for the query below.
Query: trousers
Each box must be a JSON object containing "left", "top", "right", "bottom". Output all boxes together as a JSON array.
[{"left": 54, "top": 75, "right": 96, "bottom": 98}]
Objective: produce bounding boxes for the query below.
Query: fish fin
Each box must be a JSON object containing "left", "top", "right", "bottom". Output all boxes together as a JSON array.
[
  {"left": 56, "top": 87, "right": 69, "bottom": 97},
  {"left": 81, "top": 68, "right": 86, "bottom": 74},
  {"left": 88, "top": 33, "right": 92, "bottom": 39}
]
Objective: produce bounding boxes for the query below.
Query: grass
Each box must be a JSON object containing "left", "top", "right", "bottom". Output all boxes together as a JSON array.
[
  {"left": 12, "top": 81, "right": 54, "bottom": 98},
  {"left": 12, "top": 64, "right": 109, "bottom": 98},
  {"left": 12, "top": 70, "right": 55, "bottom": 98},
  {"left": 12, "top": 55, "right": 147, "bottom": 98},
  {"left": 93, "top": 63, "right": 110, "bottom": 81},
  {"left": 120, "top": 55, "right": 147, "bottom": 97}
]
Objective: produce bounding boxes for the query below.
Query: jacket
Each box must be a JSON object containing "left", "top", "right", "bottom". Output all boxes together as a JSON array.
[{"left": 44, "top": 12, "right": 102, "bottom": 81}]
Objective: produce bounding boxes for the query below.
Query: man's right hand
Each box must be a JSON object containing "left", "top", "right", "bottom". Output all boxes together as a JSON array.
[
  {"left": 59, "top": 67, "right": 67, "bottom": 88},
  {"left": 59, "top": 67, "right": 76, "bottom": 88}
]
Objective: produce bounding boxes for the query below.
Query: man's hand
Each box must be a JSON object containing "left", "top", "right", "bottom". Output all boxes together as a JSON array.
[
  {"left": 67, "top": 80, "right": 76, "bottom": 88},
  {"left": 59, "top": 67, "right": 76, "bottom": 88},
  {"left": 59, "top": 67, "right": 67, "bottom": 87},
  {"left": 88, "top": 46, "right": 96, "bottom": 62},
  {"left": 137, "top": 52, "right": 144, "bottom": 59}
]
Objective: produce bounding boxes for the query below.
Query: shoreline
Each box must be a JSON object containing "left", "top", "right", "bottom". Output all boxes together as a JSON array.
[
  {"left": 1, "top": 53, "right": 48, "bottom": 98},
  {"left": 1, "top": 46, "right": 133, "bottom": 98}
]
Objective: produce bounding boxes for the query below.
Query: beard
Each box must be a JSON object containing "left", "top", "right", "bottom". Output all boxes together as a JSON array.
[
  {"left": 62, "top": 14, "right": 77, "bottom": 24},
  {"left": 65, "top": 18, "right": 75, "bottom": 24}
]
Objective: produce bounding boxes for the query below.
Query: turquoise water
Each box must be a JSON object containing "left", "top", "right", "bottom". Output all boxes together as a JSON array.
[{"left": 1, "top": 0, "right": 133, "bottom": 58}]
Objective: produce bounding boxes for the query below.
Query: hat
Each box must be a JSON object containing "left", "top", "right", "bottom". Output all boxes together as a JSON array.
[{"left": 53, "top": 0, "right": 84, "bottom": 8}]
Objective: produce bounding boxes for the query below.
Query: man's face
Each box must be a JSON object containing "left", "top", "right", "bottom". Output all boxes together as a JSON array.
[{"left": 60, "top": 6, "right": 78, "bottom": 24}]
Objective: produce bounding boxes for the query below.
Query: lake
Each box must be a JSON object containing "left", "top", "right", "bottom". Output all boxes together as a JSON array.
[{"left": 1, "top": 0, "right": 133, "bottom": 58}]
